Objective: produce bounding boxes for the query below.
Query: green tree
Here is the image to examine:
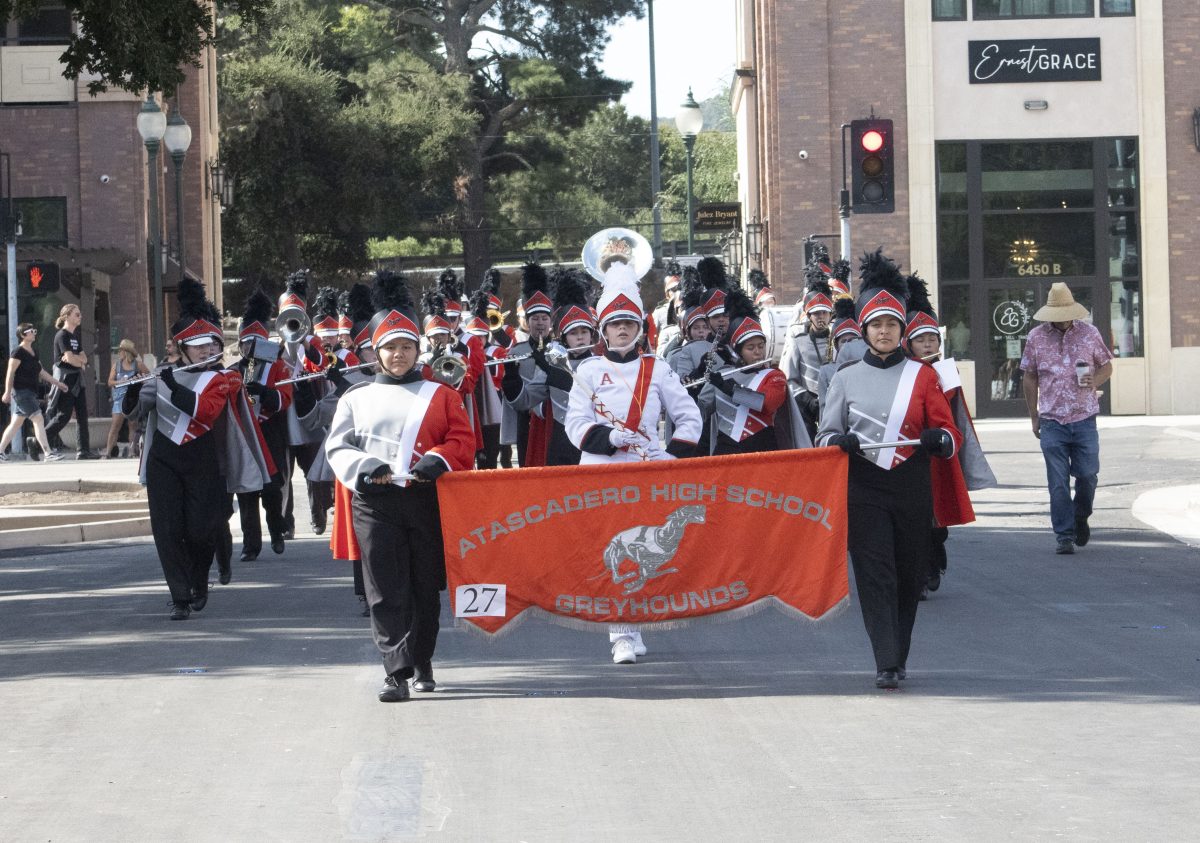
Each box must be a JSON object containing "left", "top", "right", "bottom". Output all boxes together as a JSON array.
[{"left": 0, "top": 0, "right": 272, "bottom": 95}]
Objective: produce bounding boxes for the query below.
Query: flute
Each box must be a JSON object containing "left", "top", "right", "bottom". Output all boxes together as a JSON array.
[
  {"left": 682, "top": 358, "right": 776, "bottom": 389},
  {"left": 121, "top": 353, "right": 223, "bottom": 387},
  {"left": 277, "top": 361, "right": 377, "bottom": 386}
]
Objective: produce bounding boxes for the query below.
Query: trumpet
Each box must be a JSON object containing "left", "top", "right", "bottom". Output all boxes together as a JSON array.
[
  {"left": 682, "top": 358, "right": 777, "bottom": 389},
  {"left": 487, "top": 309, "right": 510, "bottom": 330},
  {"left": 428, "top": 353, "right": 467, "bottom": 389},
  {"left": 122, "top": 353, "right": 224, "bottom": 387},
  {"left": 277, "top": 361, "right": 377, "bottom": 385}
]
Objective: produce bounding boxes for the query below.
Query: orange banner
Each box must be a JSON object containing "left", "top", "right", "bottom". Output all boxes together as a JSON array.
[{"left": 438, "top": 449, "right": 850, "bottom": 634}]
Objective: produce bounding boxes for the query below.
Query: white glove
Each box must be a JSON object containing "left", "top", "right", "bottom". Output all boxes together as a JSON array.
[{"left": 609, "top": 427, "right": 642, "bottom": 449}]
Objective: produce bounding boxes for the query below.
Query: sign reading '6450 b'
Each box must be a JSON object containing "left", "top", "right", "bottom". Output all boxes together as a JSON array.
[{"left": 969, "top": 38, "right": 1101, "bottom": 84}]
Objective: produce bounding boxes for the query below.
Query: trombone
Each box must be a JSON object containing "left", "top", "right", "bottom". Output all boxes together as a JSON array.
[
  {"left": 121, "top": 353, "right": 224, "bottom": 387},
  {"left": 681, "top": 358, "right": 777, "bottom": 390}
]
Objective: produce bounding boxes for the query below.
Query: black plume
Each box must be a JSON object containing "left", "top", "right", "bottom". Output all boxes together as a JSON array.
[
  {"left": 371, "top": 269, "right": 413, "bottom": 313},
  {"left": 833, "top": 296, "right": 857, "bottom": 321},
  {"left": 858, "top": 248, "right": 907, "bottom": 298},
  {"left": 285, "top": 269, "right": 309, "bottom": 301},
  {"left": 552, "top": 268, "right": 591, "bottom": 312},
  {"left": 314, "top": 286, "right": 339, "bottom": 320},
  {"left": 748, "top": 268, "right": 769, "bottom": 291},
  {"left": 481, "top": 267, "right": 502, "bottom": 294},
  {"left": 665, "top": 259, "right": 683, "bottom": 277},
  {"left": 830, "top": 258, "right": 852, "bottom": 284},
  {"left": 178, "top": 276, "right": 211, "bottom": 320},
  {"left": 697, "top": 256, "right": 727, "bottom": 290},
  {"left": 678, "top": 266, "right": 705, "bottom": 308},
  {"left": 336, "top": 289, "right": 350, "bottom": 318},
  {"left": 723, "top": 284, "right": 759, "bottom": 323},
  {"left": 437, "top": 267, "right": 460, "bottom": 304},
  {"left": 346, "top": 284, "right": 373, "bottom": 322},
  {"left": 243, "top": 288, "right": 272, "bottom": 323},
  {"left": 906, "top": 272, "right": 935, "bottom": 316},
  {"left": 521, "top": 262, "right": 549, "bottom": 300},
  {"left": 803, "top": 256, "right": 830, "bottom": 289},
  {"left": 468, "top": 287, "right": 491, "bottom": 320},
  {"left": 422, "top": 288, "right": 447, "bottom": 319}
]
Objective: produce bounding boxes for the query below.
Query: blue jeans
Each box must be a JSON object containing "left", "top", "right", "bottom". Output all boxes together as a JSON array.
[{"left": 1039, "top": 416, "right": 1099, "bottom": 542}]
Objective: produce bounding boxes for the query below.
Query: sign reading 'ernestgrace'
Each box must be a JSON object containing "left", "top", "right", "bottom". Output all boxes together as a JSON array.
[{"left": 969, "top": 38, "right": 1101, "bottom": 84}]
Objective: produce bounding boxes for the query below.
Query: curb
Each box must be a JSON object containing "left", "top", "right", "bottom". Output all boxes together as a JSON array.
[
  {"left": 0, "top": 479, "right": 144, "bottom": 495},
  {"left": 0, "top": 516, "right": 153, "bottom": 552}
]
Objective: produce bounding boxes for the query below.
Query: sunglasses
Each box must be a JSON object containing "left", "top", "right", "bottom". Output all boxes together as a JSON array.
[{"left": 20, "top": 328, "right": 37, "bottom": 336}]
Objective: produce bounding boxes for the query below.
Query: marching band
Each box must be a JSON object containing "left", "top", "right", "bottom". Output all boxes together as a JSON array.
[{"left": 127, "top": 230, "right": 991, "bottom": 701}]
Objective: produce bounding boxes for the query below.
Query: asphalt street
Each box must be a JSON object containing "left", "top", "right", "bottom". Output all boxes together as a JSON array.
[{"left": 1, "top": 419, "right": 1198, "bottom": 841}]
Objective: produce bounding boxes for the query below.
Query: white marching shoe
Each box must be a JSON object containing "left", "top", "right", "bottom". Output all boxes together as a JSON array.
[
  {"left": 631, "top": 630, "right": 647, "bottom": 657},
  {"left": 611, "top": 635, "right": 637, "bottom": 665}
]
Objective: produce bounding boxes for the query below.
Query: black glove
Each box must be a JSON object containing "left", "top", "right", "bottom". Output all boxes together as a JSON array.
[
  {"left": 920, "top": 428, "right": 953, "bottom": 458},
  {"left": 529, "top": 342, "right": 548, "bottom": 368},
  {"left": 501, "top": 357, "right": 524, "bottom": 401},
  {"left": 120, "top": 381, "right": 143, "bottom": 416},
  {"left": 829, "top": 433, "right": 862, "bottom": 455},
  {"left": 293, "top": 381, "right": 316, "bottom": 417},
  {"left": 244, "top": 381, "right": 266, "bottom": 397},
  {"left": 686, "top": 362, "right": 708, "bottom": 383},
  {"left": 411, "top": 453, "right": 448, "bottom": 483},
  {"left": 357, "top": 463, "right": 392, "bottom": 494},
  {"left": 544, "top": 366, "right": 573, "bottom": 392},
  {"left": 492, "top": 329, "right": 512, "bottom": 348},
  {"left": 708, "top": 370, "right": 735, "bottom": 396},
  {"left": 158, "top": 366, "right": 177, "bottom": 389},
  {"left": 158, "top": 366, "right": 196, "bottom": 415},
  {"left": 798, "top": 391, "right": 820, "bottom": 420},
  {"left": 325, "top": 365, "right": 346, "bottom": 387}
]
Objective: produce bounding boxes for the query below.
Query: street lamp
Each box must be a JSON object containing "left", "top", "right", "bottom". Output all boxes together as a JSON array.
[
  {"left": 137, "top": 95, "right": 167, "bottom": 355},
  {"left": 674, "top": 88, "right": 704, "bottom": 254},
  {"left": 164, "top": 104, "right": 192, "bottom": 282}
]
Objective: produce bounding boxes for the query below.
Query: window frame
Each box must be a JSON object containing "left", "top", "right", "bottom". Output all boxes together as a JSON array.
[
  {"left": 1099, "top": 0, "right": 1135, "bottom": 16},
  {"left": 933, "top": 0, "right": 968, "bottom": 21},
  {"left": 12, "top": 197, "right": 69, "bottom": 246},
  {"left": 973, "top": 0, "right": 1095, "bottom": 20}
]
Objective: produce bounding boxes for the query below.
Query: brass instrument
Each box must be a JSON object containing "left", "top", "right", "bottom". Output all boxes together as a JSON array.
[
  {"left": 275, "top": 304, "right": 311, "bottom": 345},
  {"left": 487, "top": 309, "right": 510, "bottom": 330},
  {"left": 277, "top": 361, "right": 376, "bottom": 385},
  {"left": 682, "top": 357, "right": 777, "bottom": 390},
  {"left": 121, "top": 353, "right": 224, "bottom": 387},
  {"left": 428, "top": 352, "right": 468, "bottom": 389}
]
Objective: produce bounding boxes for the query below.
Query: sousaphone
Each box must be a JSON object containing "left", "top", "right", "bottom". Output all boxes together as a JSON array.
[{"left": 581, "top": 227, "right": 654, "bottom": 282}]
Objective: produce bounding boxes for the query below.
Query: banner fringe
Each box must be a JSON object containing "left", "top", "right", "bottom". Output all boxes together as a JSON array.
[{"left": 452, "top": 594, "right": 852, "bottom": 640}]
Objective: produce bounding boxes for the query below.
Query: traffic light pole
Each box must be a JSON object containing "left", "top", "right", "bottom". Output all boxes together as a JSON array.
[{"left": 839, "top": 123, "right": 851, "bottom": 261}]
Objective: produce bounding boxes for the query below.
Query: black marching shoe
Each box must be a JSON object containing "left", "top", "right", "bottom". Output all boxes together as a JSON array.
[
  {"left": 271, "top": 537, "right": 285, "bottom": 555},
  {"left": 77, "top": 449, "right": 101, "bottom": 460},
  {"left": 218, "top": 563, "right": 232, "bottom": 586},
  {"left": 378, "top": 674, "right": 411, "bottom": 703},
  {"left": 1074, "top": 517, "right": 1090, "bottom": 547},
  {"left": 310, "top": 515, "right": 326, "bottom": 536},
  {"left": 875, "top": 669, "right": 899, "bottom": 690},
  {"left": 897, "top": 666, "right": 907, "bottom": 681},
  {"left": 1056, "top": 539, "right": 1075, "bottom": 555},
  {"left": 411, "top": 662, "right": 436, "bottom": 693},
  {"left": 240, "top": 549, "right": 259, "bottom": 562},
  {"left": 189, "top": 589, "right": 208, "bottom": 612},
  {"left": 927, "top": 569, "right": 942, "bottom": 592},
  {"left": 169, "top": 601, "right": 191, "bottom": 621},
  {"left": 358, "top": 595, "right": 370, "bottom": 618},
  {"left": 282, "top": 528, "right": 295, "bottom": 541}
]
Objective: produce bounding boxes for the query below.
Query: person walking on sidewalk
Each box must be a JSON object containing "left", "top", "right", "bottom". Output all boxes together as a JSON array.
[
  {"left": 0, "top": 324, "right": 68, "bottom": 461},
  {"left": 1020, "top": 283, "right": 1113, "bottom": 555},
  {"left": 104, "top": 339, "right": 149, "bottom": 458},
  {"left": 44, "top": 304, "right": 99, "bottom": 459}
]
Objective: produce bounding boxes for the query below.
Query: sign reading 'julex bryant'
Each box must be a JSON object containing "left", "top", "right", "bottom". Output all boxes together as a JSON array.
[
  {"left": 969, "top": 38, "right": 1102, "bottom": 85},
  {"left": 693, "top": 203, "right": 741, "bottom": 233}
]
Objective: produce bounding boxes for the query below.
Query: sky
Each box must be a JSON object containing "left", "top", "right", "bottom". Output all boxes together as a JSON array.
[{"left": 600, "top": 0, "right": 737, "bottom": 119}]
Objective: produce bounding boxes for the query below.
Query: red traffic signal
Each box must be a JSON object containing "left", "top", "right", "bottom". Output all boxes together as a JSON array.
[
  {"left": 850, "top": 119, "right": 895, "bottom": 214},
  {"left": 26, "top": 260, "right": 60, "bottom": 293}
]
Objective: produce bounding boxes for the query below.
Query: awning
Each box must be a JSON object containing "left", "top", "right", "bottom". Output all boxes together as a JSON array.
[{"left": 15, "top": 245, "right": 133, "bottom": 276}]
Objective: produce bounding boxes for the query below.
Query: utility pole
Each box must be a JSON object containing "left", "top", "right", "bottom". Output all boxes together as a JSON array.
[
  {"left": 839, "top": 123, "right": 851, "bottom": 261},
  {"left": 647, "top": 0, "right": 663, "bottom": 263}
]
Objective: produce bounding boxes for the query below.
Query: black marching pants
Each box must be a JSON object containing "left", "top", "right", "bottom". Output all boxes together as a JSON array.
[
  {"left": 352, "top": 484, "right": 445, "bottom": 679},
  {"left": 477, "top": 423, "right": 512, "bottom": 469},
  {"left": 847, "top": 455, "right": 933, "bottom": 672},
  {"left": 283, "top": 441, "right": 332, "bottom": 530},
  {"left": 146, "top": 433, "right": 224, "bottom": 603},
  {"left": 45, "top": 370, "right": 89, "bottom": 450},
  {"left": 238, "top": 480, "right": 287, "bottom": 553}
]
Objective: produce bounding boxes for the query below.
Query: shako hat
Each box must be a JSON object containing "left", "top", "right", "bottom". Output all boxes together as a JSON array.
[
  {"left": 437, "top": 268, "right": 463, "bottom": 318},
  {"left": 173, "top": 277, "right": 222, "bottom": 346},
  {"left": 239, "top": 288, "right": 273, "bottom": 342},
  {"left": 697, "top": 256, "right": 729, "bottom": 317},
  {"left": 904, "top": 272, "right": 940, "bottom": 341},
  {"left": 802, "top": 257, "right": 834, "bottom": 315},
  {"left": 830, "top": 295, "right": 862, "bottom": 343},
  {"left": 343, "top": 284, "right": 374, "bottom": 348},
  {"left": 279, "top": 269, "right": 309, "bottom": 314},
  {"left": 722, "top": 285, "right": 765, "bottom": 349},
  {"left": 551, "top": 267, "right": 597, "bottom": 336},
  {"left": 368, "top": 270, "right": 420, "bottom": 348},
  {"left": 421, "top": 289, "right": 453, "bottom": 337},
  {"left": 336, "top": 290, "right": 353, "bottom": 335},
  {"left": 520, "top": 262, "right": 553, "bottom": 316},
  {"left": 748, "top": 268, "right": 775, "bottom": 306},
  {"left": 678, "top": 266, "right": 709, "bottom": 332},
  {"left": 855, "top": 248, "right": 908, "bottom": 329},
  {"left": 312, "top": 286, "right": 341, "bottom": 339}
]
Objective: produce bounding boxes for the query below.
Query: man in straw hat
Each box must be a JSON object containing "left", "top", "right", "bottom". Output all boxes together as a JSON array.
[{"left": 1019, "top": 282, "right": 1113, "bottom": 555}]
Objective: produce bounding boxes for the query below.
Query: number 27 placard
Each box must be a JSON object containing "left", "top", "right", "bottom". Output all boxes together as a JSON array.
[{"left": 454, "top": 584, "right": 507, "bottom": 618}]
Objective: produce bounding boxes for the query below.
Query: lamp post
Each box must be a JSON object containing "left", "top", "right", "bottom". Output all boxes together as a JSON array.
[
  {"left": 137, "top": 96, "right": 167, "bottom": 355},
  {"left": 674, "top": 88, "right": 704, "bottom": 255},
  {"left": 164, "top": 105, "right": 192, "bottom": 281}
]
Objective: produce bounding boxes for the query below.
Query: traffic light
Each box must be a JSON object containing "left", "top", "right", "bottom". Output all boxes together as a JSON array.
[
  {"left": 850, "top": 118, "right": 895, "bottom": 214},
  {"left": 26, "top": 260, "right": 60, "bottom": 294}
]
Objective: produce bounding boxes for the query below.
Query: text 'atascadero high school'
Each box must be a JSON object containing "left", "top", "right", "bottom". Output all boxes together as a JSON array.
[{"left": 733, "top": 0, "right": 1199, "bottom": 418}]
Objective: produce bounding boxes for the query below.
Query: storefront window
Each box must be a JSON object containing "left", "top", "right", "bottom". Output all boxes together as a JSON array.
[
  {"left": 937, "top": 144, "right": 967, "bottom": 211},
  {"left": 981, "top": 142, "right": 1093, "bottom": 210},
  {"left": 974, "top": 0, "right": 1093, "bottom": 17},
  {"left": 1111, "top": 281, "right": 1141, "bottom": 357},
  {"left": 933, "top": 0, "right": 967, "bottom": 20},
  {"left": 983, "top": 212, "right": 1094, "bottom": 278},
  {"left": 940, "top": 285, "right": 973, "bottom": 360},
  {"left": 1100, "top": 0, "right": 1134, "bottom": 15}
]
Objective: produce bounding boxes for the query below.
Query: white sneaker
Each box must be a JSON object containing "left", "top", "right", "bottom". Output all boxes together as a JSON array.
[
  {"left": 611, "top": 635, "right": 636, "bottom": 665},
  {"left": 631, "top": 630, "right": 647, "bottom": 657},
  {"left": 44, "top": 452, "right": 64, "bottom": 462}
]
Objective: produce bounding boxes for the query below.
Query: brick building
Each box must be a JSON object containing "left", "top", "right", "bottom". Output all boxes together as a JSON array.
[
  {"left": 1, "top": 7, "right": 223, "bottom": 419},
  {"left": 733, "top": 0, "right": 1199, "bottom": 417}
]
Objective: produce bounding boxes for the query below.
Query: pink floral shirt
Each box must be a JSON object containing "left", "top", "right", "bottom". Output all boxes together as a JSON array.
[{"left": 1020, "top": 321, "right": 1112, "bottom": 424}]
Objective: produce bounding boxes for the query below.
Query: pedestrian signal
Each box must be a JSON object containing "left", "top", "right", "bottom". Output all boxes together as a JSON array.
[{"left": 27, "top": 260, "right": 60, "bottom": 293}]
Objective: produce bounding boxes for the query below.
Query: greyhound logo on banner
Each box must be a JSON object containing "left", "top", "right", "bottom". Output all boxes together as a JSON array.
[{"left": 603, "top": 505, "right": 706, "bottom": 594}]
